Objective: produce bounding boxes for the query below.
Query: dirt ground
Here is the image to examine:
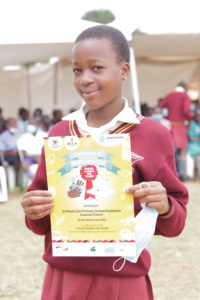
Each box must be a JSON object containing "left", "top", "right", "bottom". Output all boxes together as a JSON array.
[{"left": 0, "top": 182, "right": 199, "bottom": 300}]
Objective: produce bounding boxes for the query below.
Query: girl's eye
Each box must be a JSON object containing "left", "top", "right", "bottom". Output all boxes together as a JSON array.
[
  {"left": 93, "top": 66, "right": 103, "bottom": 71},
  {"left": 73, "top": 68, "right": 82, "bottom": 73}
]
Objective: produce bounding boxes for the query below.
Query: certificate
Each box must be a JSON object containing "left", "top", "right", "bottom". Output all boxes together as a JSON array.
[{"left": 44, "top": 134, "right": 135, "bottom": 257}]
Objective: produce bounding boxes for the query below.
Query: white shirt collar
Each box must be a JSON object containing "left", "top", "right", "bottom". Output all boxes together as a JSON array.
[{"left": 62, "top": 98, "right": 140, "bottom": 135}]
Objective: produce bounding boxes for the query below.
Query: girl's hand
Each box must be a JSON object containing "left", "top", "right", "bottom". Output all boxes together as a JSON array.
[
  {"left": 125, "top": 181, "right": 170, "bottom": 215},
  {"left": 21, "top": 190, "right": 53, "bottom": 220}
]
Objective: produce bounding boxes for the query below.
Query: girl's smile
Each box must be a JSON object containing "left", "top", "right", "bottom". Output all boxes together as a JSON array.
[{"left": 81, "top": 87, "right": 101, "bottom": 99}]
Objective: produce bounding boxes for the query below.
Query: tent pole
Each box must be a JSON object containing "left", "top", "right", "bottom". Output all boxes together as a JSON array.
[
  {"left": 129, "top": 46, "right": 141, "bottom": 114},
  {"left": 26, "top": 64, "right": 32, "bottom": 113},
  {"left": 53, "top": 62, "right": 58, "bottom": 106}
]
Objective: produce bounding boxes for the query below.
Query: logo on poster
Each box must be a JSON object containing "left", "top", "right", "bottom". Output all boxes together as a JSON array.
[
  {"left": 64, "top": 136, "right": 79, "bottom": 150},
  {"left": 48, "top": 137, "right": 63, "bottom": 151}
]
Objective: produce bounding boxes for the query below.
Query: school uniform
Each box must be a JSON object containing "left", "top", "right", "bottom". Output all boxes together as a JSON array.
[
  {"left": 159, "top": 91, "right": 192, "bottom": 149},
  {"left": 26, "top": 100, "right": 188, "bottom": 300}
]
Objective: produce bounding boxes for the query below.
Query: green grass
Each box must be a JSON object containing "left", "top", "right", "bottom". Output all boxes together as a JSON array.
[{"left": 0, "top": 182, "right": 199, "bottom": 300}]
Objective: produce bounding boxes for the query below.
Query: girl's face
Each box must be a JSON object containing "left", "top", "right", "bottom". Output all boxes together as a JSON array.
[{"left": 72, "top": 38, "right": 129, "bottom": 112}]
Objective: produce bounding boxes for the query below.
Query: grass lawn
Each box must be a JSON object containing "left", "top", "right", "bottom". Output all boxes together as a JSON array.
[{"left": 0, "top": 182, "right": 199, "bottom": 300}]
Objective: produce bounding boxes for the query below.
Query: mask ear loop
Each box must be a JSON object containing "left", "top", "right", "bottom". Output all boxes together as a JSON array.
[
  {"left": 113, "top": 257, "right": 126, "bottom": 272},
  {"left": 113, "top": 182, "right": 151, "bottom": 272}
]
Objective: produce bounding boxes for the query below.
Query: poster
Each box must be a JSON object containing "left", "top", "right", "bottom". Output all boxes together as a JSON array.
[{"left": 44, "top": 134, "right": 135, "bottom": 257}]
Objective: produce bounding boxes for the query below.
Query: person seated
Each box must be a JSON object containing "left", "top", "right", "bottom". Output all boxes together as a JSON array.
[
  {"left": 51, "top": 109, "right": 63, "bottom": 125},
  {"left": 0, "top": 108, "right": 6, "bottom": 134},
  {"left": 36, "top": 115, "right": 52, "bottom": 143},
  {"left": 17, "top": 123, "right": 43, "bottom": 182},
  {"left": 17, "top": 107, "right": 30, "bottom": 134},
  {"left": 150, "top": 106, "right": 171, "bottom": 130},
  {"left": 141, "top": 103, "right": 152, "bottom": 116},
  {"left": 186, "top": 108, "right": 200, "bottom": 180},
  {"left": 33, "top": 108, "right": 43, "bottom": 128},
  {"left": 0, "top": 118, "right": 21, "bottom": 186}
]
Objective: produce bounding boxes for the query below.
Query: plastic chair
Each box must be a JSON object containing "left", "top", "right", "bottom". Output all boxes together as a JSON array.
[
  {"left": 0, "top": 150, "right": 17, "bottom": 191},
  {"left": 0, "top": 166, "right": 8, "bottom": 202}
]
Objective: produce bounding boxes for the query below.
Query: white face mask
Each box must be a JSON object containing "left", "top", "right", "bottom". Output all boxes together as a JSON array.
[
  {"left": 9, "top": 127, "right": 17, "bottom": 134},
  {"left": 113, "top": 204, "right": 158, "bottom": 272},
  {"left": 27, "top": 124, "right": 37, "bottom": 134},
  {"left": 124, "top": 204, "right": 158, "bottom": 263}
]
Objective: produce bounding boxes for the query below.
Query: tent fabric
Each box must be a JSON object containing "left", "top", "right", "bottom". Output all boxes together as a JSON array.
[
  {"left": 135, "top": 61, "right": 198, "bottom": 106},
  {"left": 131, "top": 32, "right": 200, "bottom": 106},
  {"left": 0, "top": 43, "right": 72, "bottom": 67},
  {"left": 1, "top": 24, "right": 200, "bottom": 116},
  {"left": 0, "top": 61, "right": 133, "bottom": 118},
  {"left": 133, "top": 33, "right": 200, "bottom": 59},
  {"left": 0, "top": 63, "right": 82, "bottom": 118}
]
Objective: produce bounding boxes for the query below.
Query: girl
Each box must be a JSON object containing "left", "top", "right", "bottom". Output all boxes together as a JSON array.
[{"left": 21, "top": 25, "right": 188, "bottom": 300}]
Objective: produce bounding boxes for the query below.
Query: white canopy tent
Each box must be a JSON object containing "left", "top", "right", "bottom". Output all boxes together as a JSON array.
[
  {"left": 0, "top": 19, "right": 136, "bottom": 118},
  {"left": 0, "top": 19, "right": 98, "bottom": 117},
  {"left": 1, "top": 16, "right": 200, "bottom": 118},
  {"left": 132, "top": 32, "right": 200, "bottom": 106}
]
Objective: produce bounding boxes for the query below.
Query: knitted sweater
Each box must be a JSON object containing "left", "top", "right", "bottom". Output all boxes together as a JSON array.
[{"left": 26, "top": 117, "right": 188, "bottom": 277}]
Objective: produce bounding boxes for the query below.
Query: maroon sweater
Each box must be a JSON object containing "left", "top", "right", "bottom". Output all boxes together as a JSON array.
[
  {"left": 159, "top": 91, "right": 192, "bottom": 122},
  {"left": 26, "top": 117, "right": 188, "bottom": 277}
]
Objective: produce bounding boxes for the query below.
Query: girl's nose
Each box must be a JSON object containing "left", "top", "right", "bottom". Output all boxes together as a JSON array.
[{"left": 80, "top": 71, "right": 94, "bottom": 86}]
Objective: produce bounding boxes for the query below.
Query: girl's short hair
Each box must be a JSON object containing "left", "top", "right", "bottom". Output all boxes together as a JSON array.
[{"left": 75, "top": 25, "right": 130, "bottom": 63}]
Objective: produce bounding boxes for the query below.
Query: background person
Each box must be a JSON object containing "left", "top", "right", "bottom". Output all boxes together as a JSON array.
[
  {"left": 17, "top": 107, "right": 30, "bottom": 134},
  {"left": 0, "top": 118, "right": 21, "bottom": 187},
  {"left": 159, "top": 81, "right": 193, "bottom": 181},
  {"left": 17, "top": 123, "right": 42, "bottom": 182},
  {"left": 186, "top": 108, "right": 200, "bottom": 180}
]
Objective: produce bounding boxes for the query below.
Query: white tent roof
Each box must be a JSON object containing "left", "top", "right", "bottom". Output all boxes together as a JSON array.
[
  {"left": 1, "top": 16, "right": 200, "bottom": 115},
  {"left": 131, "top": 31, "right": 200, "bottom": 106},
  {"left": 0, "top": 19, "right": 99, "bottom": 67},
  {"left": 132, "top": 32, "right": 200, "bottom": 60},
  {"left": 2, "top": 31, "right": 200, "bottom": 67},
  {"left": 0, "top": 43, "right": 72, "bottom": 67}
]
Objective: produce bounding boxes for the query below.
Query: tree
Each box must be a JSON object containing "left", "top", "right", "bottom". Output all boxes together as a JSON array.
[{"left": 81, "top": 9, "right": 115, "bottom": 24}]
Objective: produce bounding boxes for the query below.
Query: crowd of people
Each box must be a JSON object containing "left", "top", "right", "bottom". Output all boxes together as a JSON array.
[
  {"left": 141, "top": 82, "right": 200, "bottom": 182},
  {"left": 1, "top": 81, "right": 200, "bottom": 192},
  {"left": 0, "top": 107, "right": 69, "bottom": 190}
]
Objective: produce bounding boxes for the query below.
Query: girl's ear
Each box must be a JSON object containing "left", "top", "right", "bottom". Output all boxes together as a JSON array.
[{"left": 121, "top": 63, "right": 130, "bottom": 81}]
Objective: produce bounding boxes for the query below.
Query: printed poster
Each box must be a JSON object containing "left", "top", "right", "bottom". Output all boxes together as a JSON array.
[{"left": 44, "top": 134, "right": 135, "bottom": 257}]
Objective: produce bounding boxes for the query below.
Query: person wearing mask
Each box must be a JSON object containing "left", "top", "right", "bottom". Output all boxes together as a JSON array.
[
  {"left": 150, "top": 106, "right": 171, "bottom": 131},
  {"left": 33, "top": 108, "right": 43, "bottom": 127},
  {"left": 17, "top": 122, "right": 41, "bottom": 182}
]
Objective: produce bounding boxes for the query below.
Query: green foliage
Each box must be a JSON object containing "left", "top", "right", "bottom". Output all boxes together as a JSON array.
[{"left": 82, "top": 9, "right": 115, "bottom": 24}]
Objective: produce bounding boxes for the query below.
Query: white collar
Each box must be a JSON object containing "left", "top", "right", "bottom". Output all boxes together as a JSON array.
[{"left": 62, "top": 98, "right": 140, "bottom": 135}]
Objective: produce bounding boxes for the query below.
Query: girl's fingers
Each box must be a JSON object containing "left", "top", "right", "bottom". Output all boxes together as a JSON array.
[
  {"left": 28, "top": 208, "right": 53, "bottom": 220},
  {"left": 22, "top": 190, "right": 54, "bottom": 220},
  {"left": 134, "top": 186, "right": 165, "bottom": 198},
  {"left": 125, "top": 181, "right": 160, "bottom": 193},
  {"left": 23, "top": 202, "right": 53, "bottom": 214},
  {"left": 125, "top": 181, "right": 169, "bottom": 214},
  {"left": 145, "top": 199, "right": 170, "bottom": 215},
  {"left": 22, "top": 196, "right": 53, "bottom": 208},
  {"left": 138, "top": 194, "right": 167, "bottom": 204},
  {"left": 126, "top": 182, "right": 165, "bottom": 197},
  {"left": 24, "top": 190, "right": 52, "bottom": 199}
]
